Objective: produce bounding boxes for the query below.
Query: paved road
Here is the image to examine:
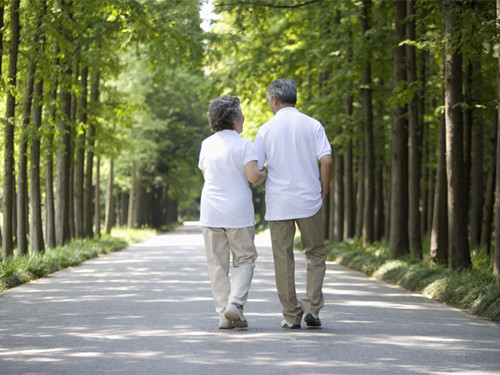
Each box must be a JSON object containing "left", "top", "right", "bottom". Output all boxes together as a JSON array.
[{"left": 1, "top": 222, "right": 499, "bottom": 375}]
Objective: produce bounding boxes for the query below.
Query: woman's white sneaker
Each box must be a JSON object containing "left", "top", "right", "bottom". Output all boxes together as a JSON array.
[{"left": 224, "top": 303, "right": 248, "bottom": 328}]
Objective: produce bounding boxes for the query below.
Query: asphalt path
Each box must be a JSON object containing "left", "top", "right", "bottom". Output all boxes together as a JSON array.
[{"left": 1, "top": 222, "right": 499, "bottom": 375}]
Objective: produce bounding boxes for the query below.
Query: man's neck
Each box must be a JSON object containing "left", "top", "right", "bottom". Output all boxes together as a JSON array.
[{"left": 273, "top": 103, "right": 294, "bottom": 115}]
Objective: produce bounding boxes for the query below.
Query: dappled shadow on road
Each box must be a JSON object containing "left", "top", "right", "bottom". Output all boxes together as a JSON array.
[{"left": 1, "top": 224, "right": 499, "bottom": 375}]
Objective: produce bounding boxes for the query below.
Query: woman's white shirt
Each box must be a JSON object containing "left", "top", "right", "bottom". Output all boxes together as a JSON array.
[{"left": 198, "top": 130, "right": 257, "bottom": 228}]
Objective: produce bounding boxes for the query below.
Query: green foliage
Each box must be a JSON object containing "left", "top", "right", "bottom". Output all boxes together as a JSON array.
[
  {"left": 326, "top": 240, "right": 500, "bottom": 323},
  {"left": 0, "top": 228, "right": 156, "bottom": 292}
]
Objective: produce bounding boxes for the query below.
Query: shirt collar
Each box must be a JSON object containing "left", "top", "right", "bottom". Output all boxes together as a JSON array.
[{"left": 275, "top": 107, "right": 298, "bottom": 116}]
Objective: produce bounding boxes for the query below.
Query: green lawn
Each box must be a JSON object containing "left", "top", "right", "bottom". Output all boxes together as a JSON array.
[
  {"left": 0, "top": 228, "right": 157, "bottom": 292},
  {"left": 325, "top": 238, "right": 500, "bottom": 323}
]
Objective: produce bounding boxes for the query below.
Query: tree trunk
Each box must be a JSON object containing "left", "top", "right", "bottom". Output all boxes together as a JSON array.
[
  {"left": 94, "top": 157, "right": 101, "bottom": 237},
  {"left": 55, "top": 0, "right": 73, "bottom": 246},
  {"left": 2, "top": 0, "right": 21, "bottom": 258},
  {"left": 0, "top": 0, "right": 4, "bottom": 77},
  {"left": 343, "top": 31, "right": 355, "bottom": 240},
  {"left": 84, "top": 70, "right": 100, "bottom": 237},
  {"left": 444, "top": 0, "right": 471, "bottom": 270},
  {"left": 74, "top": 65, "right": 88, "bottom": 238},
  {"left": 17, "top": 32, "right": 38, "bottom": 256},
  {"left": 343, "top": 140, "right": 355, "bottom": 239},
  {"left": 361, "top": 0, "right": 375, "bottom": 245},
  {"left": 375, "top": 90, "right": 386, "bottom": 242},
  {"left": 407, "top": 0, "right": 422, "bottom": 259},
  {"left": 389, "top": 0, "right": 409, "bottom": 257},
  {"left": 375, "top": 151, "right": 385, "bottom": 241},
  {"left": 29, "top": 0, "right": 47, "bottom": 254},
  {"left": 419, "top": 47, "right": 430, "bottom": 237},
  {"left": 470, "top": 58, "right": 484, "bottom": 246},
  {"left": 55, "top": 69, "right": 72, "bottom": 246},
  {"left": 355, "top": 154, "right": 364, "bottom": 239},
  {"left": 430, "top": 97, "right": 449, "bottom": 264},
  {"left": 480, "top": 115, "right": 496, "bottom": 252},
  {"left": 424, "top": 139, "right": 435, "bottom": 237},
  {"left": 0, "top": 0, "right": 4, "bottom": 251},
  {"left": 104, "top": 159, "right": 114, "bottom": 234},
  {"left": 166, "top": 198, "right": 178, "bottom": 224},
  {"left": 45, "top": 84, "right": 58, "bottom": 249},
  {"left": 30, "top": 76, "right": 45, "bottom": 253},
  {"left": 334, "top": 148, "right": 344, "bottom": 242},
  {"left": 463, "top": 62, "right": 472, "bottom": 237},
  {"left": 493, "top": 0, "right": 500, "bottom": 281},
  {"left": 68, "top": 64, "right": 79, "bottom": 240},
  {"left": 127, "top": 161, "right": 137, "bottom": 228}
]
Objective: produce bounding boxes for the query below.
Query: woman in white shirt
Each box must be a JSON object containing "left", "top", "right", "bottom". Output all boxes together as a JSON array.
[{"left": 199, "top": 95, "right": 267, "bottom": 329}]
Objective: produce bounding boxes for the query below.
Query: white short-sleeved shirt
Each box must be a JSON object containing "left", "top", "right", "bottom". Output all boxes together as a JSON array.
[
  {"left": 198, "top": 129, "right": 257, "bottom": 228},
  {"left": 253, "top": 107, "right": 332, "bottom": 221}
]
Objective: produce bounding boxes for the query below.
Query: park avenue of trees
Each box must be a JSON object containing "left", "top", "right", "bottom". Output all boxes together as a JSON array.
[{"left": 0, "top": 0, "right": 499, "bottom": 281}]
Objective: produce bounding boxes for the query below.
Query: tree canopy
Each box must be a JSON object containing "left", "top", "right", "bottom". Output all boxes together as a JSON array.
[{"left": 0, "top": 0, "right": 499, "bottom": 280}]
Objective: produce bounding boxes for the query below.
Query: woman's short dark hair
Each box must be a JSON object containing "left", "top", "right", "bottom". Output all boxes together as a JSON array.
[
  {"left": 266, "top": 79, "right": 297, "bottom": 105},
  {"left": 207, "top": 95, "right": 242, "bottom": 132}
]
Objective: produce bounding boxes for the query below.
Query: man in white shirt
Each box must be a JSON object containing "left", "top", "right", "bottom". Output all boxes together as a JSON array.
[{"left": 254, "top": 79, "right": 333, "bottom": 329}]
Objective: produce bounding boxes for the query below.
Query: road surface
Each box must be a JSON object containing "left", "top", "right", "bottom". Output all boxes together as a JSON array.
[{"left": 1, "top": 222, "right": 499, "bottom": 374}]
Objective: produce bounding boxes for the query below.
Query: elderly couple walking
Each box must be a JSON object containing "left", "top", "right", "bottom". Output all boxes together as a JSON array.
[{"left": 198, "top": 79, "right": 334, "bottom": 330}]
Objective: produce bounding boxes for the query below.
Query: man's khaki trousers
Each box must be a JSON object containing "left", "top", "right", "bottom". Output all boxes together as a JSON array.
[{"left": 269, "top": 209, "right": 326, "bottom": 325}]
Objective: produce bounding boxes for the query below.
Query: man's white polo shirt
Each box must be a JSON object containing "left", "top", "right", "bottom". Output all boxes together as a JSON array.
[{"left": 254, "top": 107, "right": 331, "bottom": 221}]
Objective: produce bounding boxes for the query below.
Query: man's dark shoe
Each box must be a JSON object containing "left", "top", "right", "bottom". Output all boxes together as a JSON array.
[
  {"left": 281, "top": 319, "right": 301, "bottom": 329},
  {"left": 304, "top": 313, "right": 322, "bottom": 327}
]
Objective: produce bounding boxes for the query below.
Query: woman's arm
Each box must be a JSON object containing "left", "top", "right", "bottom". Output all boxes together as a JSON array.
[{"left": 245, "top": 160, "right": 267, "bottom": 185}]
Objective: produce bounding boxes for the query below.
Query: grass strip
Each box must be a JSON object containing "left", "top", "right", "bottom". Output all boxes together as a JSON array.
[
  {"left": 0, "top": 228, "right": 157, "bottom": 292},
  {"left": 325, "top": 238, "right": 500, "bottom": 323}
]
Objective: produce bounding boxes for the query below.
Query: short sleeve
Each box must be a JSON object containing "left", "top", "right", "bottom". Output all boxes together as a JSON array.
[
  {"left": 242, "top": 139, "right": 258, "bottom": 166},
  {"left": 198, "top": 142, "right": 205, "bottom": 171},
  {"left": 314, "top": 122, "right": 332, "bottom": 160},
  {"left": 253, "top": 130, "right": 266, "bottom": 170}
]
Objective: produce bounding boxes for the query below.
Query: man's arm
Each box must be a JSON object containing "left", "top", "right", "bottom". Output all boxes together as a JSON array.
[{"left": 319, "top": 154, "right": 334, "bottom": 201}]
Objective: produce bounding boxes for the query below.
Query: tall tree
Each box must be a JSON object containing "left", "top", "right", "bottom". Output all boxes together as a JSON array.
[
  {"left": 389, "top": 0, "right": 409, "bottom": 257},
  {"left": 361, "top": 0, "right": 375, "bottom": 245},
  {"left": 493, "top": 0, "right": 500, "bottom": 281},
  {"left": 94, "top": 158, "right": 101, "bottom": 237},
  {"left": 127, "top": 161, "right": 137, "bottom": 228},
  {"left": 84, "top": 70, "right": 99, "bottom": 237},
  {"left": 0, "top": 0, "right": 4, "bottom": 245},
  {"left": 29, "top": 0, "right": 47, "bottom": 254},
  {"left": 74, "top": 65, "right": 88, "bottom": 238},
  {"left": 444, "top": 0, "right": 471, "bottom": 270},
  {"left": 30, "top": 76, "right": 45, "bottom": 254},
  {"left": 17, "top": 14, "right": 40, "bottom": 256},
  {"left": 430, "top": 97, "right": 449, "bottom": 264},
  {"left": 104, "top": 159, "right": 114, "bottom": 234},
  {"left": 2, "top": 0, "right": 21, "bottom": 258},
  {"left": 481, "top": 118, "right": 496, "bottom": 252},
  {"left": 55, "top": 0, "right": 74, "bottom": 246},
  {"left": 407, "top": 0, "right": 422, "bottom": 259},
  {"left": 467, "top": 0, "right": 485, "bottom": 247},
  {"left": 333, "top": 147, "right": 344, "bottom": 242},
  {"left": 45, "top": 74, "right": 58, "bottom": 249}
]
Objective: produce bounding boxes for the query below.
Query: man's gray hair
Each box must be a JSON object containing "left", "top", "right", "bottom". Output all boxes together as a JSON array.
[
  {"left": 266, "top": 79, "right": 297, "bottom": 105},
  {"left": 207, "top": 95, "right": 242, "bottom": 132}
]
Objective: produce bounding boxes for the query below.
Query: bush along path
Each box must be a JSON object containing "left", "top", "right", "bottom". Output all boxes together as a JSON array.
[
  {"left": 0, "top": 228, "right": 157, "bottom": 292},
  {"left": 325, "top": 239, "right": 500, "bottom": 323}
]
